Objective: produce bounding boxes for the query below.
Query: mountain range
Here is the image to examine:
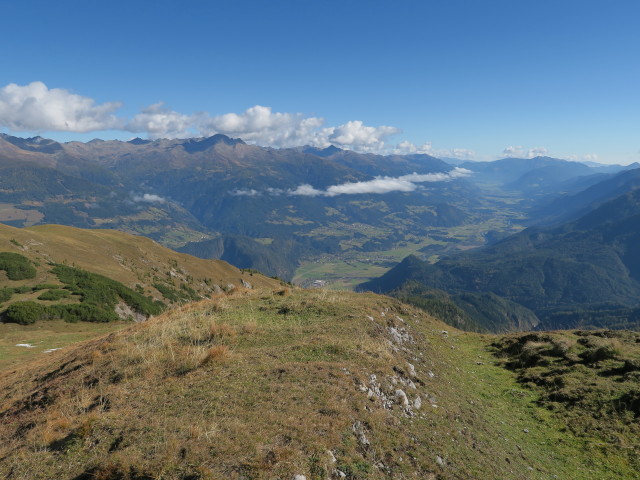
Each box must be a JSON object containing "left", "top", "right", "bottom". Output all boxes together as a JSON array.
[
  {"left": 1, "top": 132, "right": 635, "bottom": 285},
  {"left": 4, "top": 132, "right": 640, "bottom": 332}
]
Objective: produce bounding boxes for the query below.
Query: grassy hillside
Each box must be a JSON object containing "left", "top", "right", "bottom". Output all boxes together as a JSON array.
[
  {"left": 0, "top": 223, "right": 278, "bottom": 299},
  {"left": 0, "top": 223, "right": 281, "bottom": 367},
  {"left": 0, "top": 288, "right": 637, "bottom": 479}
]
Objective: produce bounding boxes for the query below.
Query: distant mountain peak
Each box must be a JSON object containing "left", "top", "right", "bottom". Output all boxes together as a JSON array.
[
  {"left": 301, "top": 144, "right": 344, "bottom": 157},
  {"left": 181, "top": 134, "right": 245, "bottom": 153},
  {"left": 0, "top": 133, "right": 63, "bottom": 153},
  {"left": 127, "top": 137, "right": 152, "bottom": 145}
]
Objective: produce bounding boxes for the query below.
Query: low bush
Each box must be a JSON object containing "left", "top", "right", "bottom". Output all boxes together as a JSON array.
[
  {"left": 12, "top": 286, "right": 33, "bottom": 294},
  {"left": 0, "top": 252, "right": 37, "bottom": 280},
  {"left": 4, "top": 301, "right": 48, "bottom": 325},
  {"left": 0, "top": 287, "right": 13, "bottom": 303},
  {"left": 579, "top": 343, "right": 620, "bottom": 363},
  {"left": 38, "top": 289, "right": 71, "bottom": 301}
]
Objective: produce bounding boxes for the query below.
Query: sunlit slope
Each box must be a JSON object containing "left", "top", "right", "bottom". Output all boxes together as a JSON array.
[
  {"left": 0, "top": 223, "right": 279, "bottom": 297},
  {"left": 0, "top": 288, "right": 636, "bottom": 479}
]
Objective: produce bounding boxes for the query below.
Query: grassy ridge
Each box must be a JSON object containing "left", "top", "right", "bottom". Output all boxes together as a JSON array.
[
  {"left": 0, "top": 288, "right": 637, "bottom": 479},
  {"left": 0, "top": 223, "right": 280, "bottom": 308}
]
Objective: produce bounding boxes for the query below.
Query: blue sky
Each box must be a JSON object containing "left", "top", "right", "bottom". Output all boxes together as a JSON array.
[{"left": 1, "top": 0, "right": 638, "bottom": 163}]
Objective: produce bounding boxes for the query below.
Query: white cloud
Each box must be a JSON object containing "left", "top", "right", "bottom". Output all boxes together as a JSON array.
[
  {"left": 289, "top": 184, "right": 325, "bottom": 197},
  {"left": 503, "top": 145, "right": 548, "bottom": 158},
  {"left": 0, "top": 82, "right": 467, "bottom": 157},
  {"left": 502, "top": 145, "right": 525, "bottom": 157},
  {"left": 326, "top": 177, "right": 415, "bottom": 196},
  {"left": 132, "top": 193, "right": 166, "bottom": 203},
  {"left": 393, "top": 140, "right": 434, "bottom": 155},
  {"left": 0, "top": 82, "right": 123, "bottom": 132},
  {"left": 229, "top": 188, "right": 262, "bottom": 197},
  {"left": 199, "top": 106, "right": 401, "bottom": 153},
  {"left": 395, "top": 141, "right": 475, "bottom": 160},
  {"left": 228, "top": 168, "right": 471, "bottom": 198},
  {"left": 528, "top": 146, "right": 548, "bottom": 157},
  {"left": 322, "top": 121, "right": 401, "bottom": 153},
  {"left": 127, "top": 103, "right": 198, "bottom": 139},
  {"left": 199, "top": 105, "right": 325, "bottom": 148},
  {"left": 287, "top": 167, "right": 472, "bottom": 197}
]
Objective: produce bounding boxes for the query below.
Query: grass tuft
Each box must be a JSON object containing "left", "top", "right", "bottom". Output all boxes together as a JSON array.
[{"left": 200, "top": 345, "right": 231, "bottom": 365}]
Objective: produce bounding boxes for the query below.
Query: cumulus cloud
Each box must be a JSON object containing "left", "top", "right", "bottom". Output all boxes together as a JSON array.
[
  {"left": 132, "top": 193, "right": 166, "bottom": 203},
  {"left": 322, "top": 121, "right": 401, "bottom": 153},
  {"left": 394, "top": 141, "right": 475, "bottom": 160},
  {"left": 198, "top": 106, "right": 401, "bottom": 152},
  {"left": 393, "top": 140, "right": 434, "bottom": 155},
  {"left": 0, "top": 81, "right": 123, "bottom": 132},
  {"left": 528, "top": 146, "right": 548, "bottom": 157},
  {"left": 503, "top": 145, "right": 548, "bottom": 158},
  {"left": 0, "top": 82, "right": 460, "bottom": 157},
  {"left": 199, "top": 105, "right": 325, "bottom": 148},
  {"left": 126, "top": 103, "right": 198, "bottom": 139}
]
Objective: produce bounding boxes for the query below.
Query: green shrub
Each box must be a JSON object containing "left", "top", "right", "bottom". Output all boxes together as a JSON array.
[
  {"left": 12, "top": 285, "right": 33, "bottom": 294},
  {"left": 153, "top": 282, "right": 193, "bottom": 303},
  {"left": 0, "top": 287, "right": 13, "bottom": 303},
  {"left": 4, "top": 301, "right": 48, "bottom": 325},
  {"left": 38, "top": 289, "right": 71, "bottom": 301},
  {"left": 47, "top": 304, "right": 119, "bottom": 323},
  {"left": 33, "top": 283, "right": 63, "bottom": 291},
  {"left": 0, "top": 252, "right": 37, "bottom": 280},
  {"left": 52, "top": 264, "right": 164, "bottom": 316},
  {"left": 579, "top": 344, "right": 620, "bottom": 363}
]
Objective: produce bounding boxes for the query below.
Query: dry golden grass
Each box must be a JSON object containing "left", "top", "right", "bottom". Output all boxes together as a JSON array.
[
  {"left": 208, "top": 322, "right": 237, "bottom": 341},
  {"left": 0, "top": 222, "right": 282, "bottom": 310},
  {"left": 200, "top": 344, "right": 232, "bottom": 365}
]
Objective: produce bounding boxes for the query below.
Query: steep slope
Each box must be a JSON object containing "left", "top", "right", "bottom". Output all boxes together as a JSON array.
[
  {"left": 0, "top": 223, "right": 278, "bottom": 295},
  {"left": 0, "top": 223, "right": 280, "bottom": 330},
  {"left": 0, "top": 289, "right": 636, "bottom": 479},
  {"left": 531, "top": 167, "right": 640, "bottom": 226},
  {"left": 362, "top": 188, "right": 640, "bottom": 331}
]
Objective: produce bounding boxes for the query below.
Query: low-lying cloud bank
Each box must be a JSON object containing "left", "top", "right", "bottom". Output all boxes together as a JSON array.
[
  {"left": 231, "top": 167, "right": 471, "bottom": 198},
  {"left": 0, "top": 81, "right": 470, "bottom": 156},
  {"left": 131, "top": 193, "right": 166, "bottom": 203}
]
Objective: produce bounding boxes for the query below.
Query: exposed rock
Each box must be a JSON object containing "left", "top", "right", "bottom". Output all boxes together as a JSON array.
[
  {"left": 414, "top": 395, "right": 422, "bottom": 410},
  {"left": 395, "top": 389, "right": 409, "bottom": 407},
  {"left": 114, "top": 301, "right": 147, "bottom": 322},
  {"left": 352, "top": 421, "right": 370, "bottom": 449},
  {"left": 327, "top": 450, "right": 337, "bottom": 463},
  {"left": 436, "top": 455, "right": 445, "bottom": 466},
  {"left": 407, "top": 362, "right": 416, "bottom": 377},
  {"left": 388, "top": 326, "right": 413, "bottom": 345},
  {"left": 241, "top": 279, "right": 253, "bottom": 289},
  {"left": 292, "top": 475, "right": 307, "bottom": 480}
]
